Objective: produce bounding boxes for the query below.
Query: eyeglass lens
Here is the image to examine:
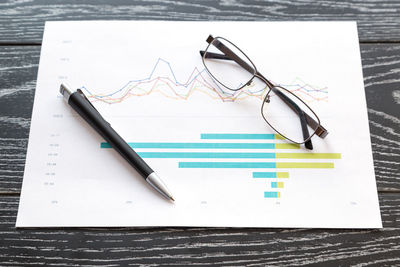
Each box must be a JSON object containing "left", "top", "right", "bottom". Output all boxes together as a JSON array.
[
  {"left": 262, "top": 86, "right": 320, "bottom": 143},
  {"left": 203, "top": 38, "right": 256, "bottom": 91}
]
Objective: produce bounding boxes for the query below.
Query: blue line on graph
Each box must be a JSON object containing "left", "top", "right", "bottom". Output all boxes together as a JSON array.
[
  {"left": 79, "top": 58, "right": 328, "bottom": 99},
  {"left": 80, "top": 58, "right": 240, "bottom": 98}
]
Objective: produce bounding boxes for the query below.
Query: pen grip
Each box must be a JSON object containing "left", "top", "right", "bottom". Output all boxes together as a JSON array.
[{"left": 68, "top": 92, "right": 153, "bottom": 178}]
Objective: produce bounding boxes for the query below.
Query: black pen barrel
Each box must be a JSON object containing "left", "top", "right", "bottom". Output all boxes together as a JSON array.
[{"left": 68, "top": 92, "right": 153, "bottom": 178}]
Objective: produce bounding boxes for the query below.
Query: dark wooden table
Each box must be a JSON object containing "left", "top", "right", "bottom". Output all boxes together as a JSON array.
[{"left": 1, "top": 1, "right": 399, "bottom": 265}]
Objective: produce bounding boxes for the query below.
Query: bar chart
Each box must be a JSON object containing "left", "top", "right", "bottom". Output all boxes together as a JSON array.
[{"left": 101, "top": 133, "right": 341, "bottom": 199}]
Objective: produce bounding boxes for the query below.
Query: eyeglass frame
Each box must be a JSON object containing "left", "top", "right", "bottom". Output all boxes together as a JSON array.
[{"left": 200, "top": 35, "right": 328, "bottom": 149}]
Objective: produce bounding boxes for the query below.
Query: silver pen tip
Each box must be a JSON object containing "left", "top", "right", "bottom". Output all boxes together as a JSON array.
[
  {"left": 146, "top": 172, "right": 174, "bottom": 202},
  {"left": 60, "top": 83, "right": 72, "bottom": 101}
]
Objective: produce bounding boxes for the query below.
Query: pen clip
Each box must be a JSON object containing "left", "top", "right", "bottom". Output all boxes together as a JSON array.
[
  {"left": 76, "top": 89, "right": 108, "bottom": 123},
  {"left": 76, "top": 89, "right": 100, "bottom": 112}
]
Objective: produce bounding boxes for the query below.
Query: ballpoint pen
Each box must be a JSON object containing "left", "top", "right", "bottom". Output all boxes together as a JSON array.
[{"left": 59, "top": 83, "right": 175, "bottom": 202}]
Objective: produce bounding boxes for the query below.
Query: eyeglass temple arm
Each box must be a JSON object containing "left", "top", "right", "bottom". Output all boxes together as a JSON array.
[
  {"left": 270, "top": 85, "right": 313, "bottom": 150},
  {"left": 300, "top": 114, "right": 313, "bottom": 150},
  {"left": 200, "top": 50, "right": 275, "bottom": 87},
  {"left": 256, "top": 72, "right": 323, "bottom": 147},
  {"left": 199, "top": 49, "right": 328, "bottom": 139},
  {"left": 204, "top": 36, "right": 259, "bottom": 82}
]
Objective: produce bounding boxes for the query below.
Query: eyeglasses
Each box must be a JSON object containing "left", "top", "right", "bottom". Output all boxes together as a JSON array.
[{"left": 200, "top": 35, "right": 328, "bottom": 150}]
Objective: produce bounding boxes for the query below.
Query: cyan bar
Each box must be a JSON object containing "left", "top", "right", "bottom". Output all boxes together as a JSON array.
[
  {"left": 201, "top": 133, "right": 276, "bottom": 139},
  {"left": 101, "top": 143, "right": 112, "bottom": 148},
  {"left": 264, "top": 192, "right": 280, "bottom": 198},
  {"left": 253, "top": 172, "right": 277, "bottom": 178},
  {"left": 138, "top": 152, "right": 276, "bottom": 158},
  {"left": 179, "top": 162, "right": 277, "bottom": 168},
  {"left": 101, "top": 142, "right": 276, "bottom": 149}
]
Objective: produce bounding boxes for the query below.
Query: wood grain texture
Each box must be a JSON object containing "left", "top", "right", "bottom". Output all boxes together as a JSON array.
[
  {"left": 0, "top": 0, "right": 400, "bottom": 43},
  {"left": 0, "top": 4, "right": 400, "bottom": 264},
  {"left": 0, "top": 194, "right": 399, "bottom": 266},
  {"left": 0, "top": 44, "right": 398, "bottom": 192},
  {"left": 0, "top": 46, "right": 38, "bottom": 193},
  {"left": 362, "top": 44, "right": 400, "bottom": 191}
]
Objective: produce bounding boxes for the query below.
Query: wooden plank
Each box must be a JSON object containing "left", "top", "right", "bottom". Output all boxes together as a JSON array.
[
  {"left": 362, "top": 44, "right": 400, "bottom": 191},
  {"left": 0, "top": 0, "right": 400, "bottom": 43},
  {"left": 0, "top": 44, "right": 398, "bottom": 192},
  {"left": 0, "top": 194, "right": 398, "bottom": 265},
  {"left": 0, "top": 46, "right": 38, "bottom": 193}
]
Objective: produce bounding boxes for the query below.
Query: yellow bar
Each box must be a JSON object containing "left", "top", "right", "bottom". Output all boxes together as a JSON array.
[
  {"left": 276, "top": 162, "right": 334, "bottom": 168},
  {"left": 275, "top": 143, "right": 300, "bottom": 149},
  {"left": 276, "top": 153, "right": 341, "bottom": 159},
  {"left": 277, "top": 182, "right": 284, "bottom": 188},
  {"left": 274, "top": 134, "right": 285, "bottom": 140},
  {"left": 276, "top": 172, "right": 289, "bottom": 178},
  {"left": 277, "top": 192, "right": 281, "bottom": 198}
]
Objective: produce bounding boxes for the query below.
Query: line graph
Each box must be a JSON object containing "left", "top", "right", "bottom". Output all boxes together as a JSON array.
[{"left": 81, "top": 58, "right": 328, "bottom": 104}]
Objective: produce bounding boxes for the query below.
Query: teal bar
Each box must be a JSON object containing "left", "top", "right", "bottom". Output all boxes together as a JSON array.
[
  {"left": 201, "top": 133, "right": 275, "bottom": 139},
  {"left": 264, "top": 192, "right": 280, "bottom": 198},
  {"left": 101, "top": 142, "right": 276, "bottom": 149},
  {"left": 271, "top": 182, "right": 278, "bottom": 188},
  {"left": 179, "top": 162, "right": 277, "bottom": 168},
  {"left": 138, "top": 152, "right": 276, "bottom": 158},
  {"left": 253, "top": 172, "right": 277, "bottom": 178}
]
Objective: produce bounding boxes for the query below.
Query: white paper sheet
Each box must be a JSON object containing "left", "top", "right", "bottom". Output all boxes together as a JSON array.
[{"left": 16, "top": 21, "right": 382, "bottom": 228}]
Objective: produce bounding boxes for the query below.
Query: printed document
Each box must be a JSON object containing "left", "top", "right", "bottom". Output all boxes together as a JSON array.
[{"left": 16, "top": 21, "right": 382, "bottom": 228}]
